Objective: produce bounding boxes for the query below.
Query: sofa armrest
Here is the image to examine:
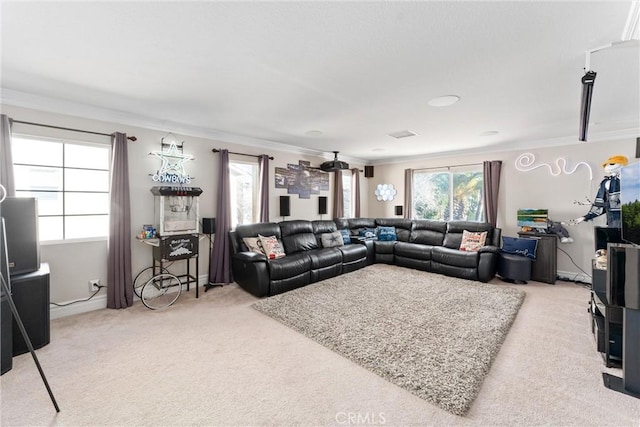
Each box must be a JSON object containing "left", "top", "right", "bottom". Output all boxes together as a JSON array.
[
  {"left": 231, "top": 252, "right": 270, "bottom": 297},
  {"left": 233, "top": 251, "right": 268, "bottom": 262},
  {"left": 478, "top": 245, "right": 501, "bottom": 255}
]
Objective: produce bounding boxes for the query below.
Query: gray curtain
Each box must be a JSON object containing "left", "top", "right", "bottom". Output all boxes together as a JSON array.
[
  {"left": 404, "top": 168, "right": 413, "bottom": 219},
  {"left": 483, "top": 160, "right": 502, "bottom": 226},
  {"left": 0, "top": 115, "right": 15, "bottom": 197},
  {"left": 258, "top": 154, "right": 270, "bottom": 222},
  {"left": 107, "top": 132, "right": 133, "bottom": 309},
  {"left": 351, "top": 168, "right": 361, "bottom": 218},
  {"left": 209, "top": 149, "right": 232, "bottom": 285},
  {"left": 332, "top": 170, "right": 344, "bottom": 219}
]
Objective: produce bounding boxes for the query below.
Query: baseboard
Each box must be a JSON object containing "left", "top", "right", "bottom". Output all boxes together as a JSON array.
[
  {"left": 49, "top": 273, "right": 211, "bottom": 319},
  {"left": 50, "top": 294, "right": 108, "bottom": 320},
  {"left": 557, "top": 269, "right": 592, "bottom": 285}
]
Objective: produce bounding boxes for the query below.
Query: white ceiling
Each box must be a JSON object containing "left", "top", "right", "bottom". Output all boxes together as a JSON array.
[{"left": 1, "top": 1, "right": 639, "bottom": 164}]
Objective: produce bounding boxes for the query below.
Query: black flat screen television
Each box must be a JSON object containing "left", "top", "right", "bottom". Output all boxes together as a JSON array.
[{"left": 620, "top": 161, "right": 640, "bottom": 246}]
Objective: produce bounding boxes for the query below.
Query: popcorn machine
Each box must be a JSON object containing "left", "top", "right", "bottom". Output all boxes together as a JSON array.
[{"left": 150, "top": 186, "right": 203, "bottom": 236}]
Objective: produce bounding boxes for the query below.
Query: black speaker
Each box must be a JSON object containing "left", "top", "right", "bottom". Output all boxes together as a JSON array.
[
  {"left": 636, "top": 137, "right": 640, "bottom": 158},
  {"left": 11, "top": 263, "right": 50, "bottom": 356},
  {"left": 318, "top": 197, "right": 327, "bottom": 215},
  {"left": 364, "top": 165, "right": 374, "bottom": 178},
  {"left": 395, "top": 205, "right": 403, "bottom": 216},
  {"left": 280, "top": 196, "right": 290, "bottom": 217},
  {"left": 3, "top": 198, "right": 39, "bottom": 276},
  {"left": 202, "top": 217, "right": 216, "bottom": 235}
]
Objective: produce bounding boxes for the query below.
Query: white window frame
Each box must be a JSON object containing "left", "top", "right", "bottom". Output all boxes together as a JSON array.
[
  {"left": 342, "top": 170, "right": 352, "bottom": 217},
  {"left": 228, "top": 157, "right": 259, "bottom": 228},
  {"left": 12, "top": 134, "right": 111, "bottom": 244},
  {"left": 412, "top": 165, "right": 485, "bottom": 222}
]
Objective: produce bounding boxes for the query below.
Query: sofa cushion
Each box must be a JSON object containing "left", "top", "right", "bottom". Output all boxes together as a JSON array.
[
  {"left": 374, "top": 240, "right": 396, "bottom": 254},
  {"left": 321, "top": 231, "right": 344, "bottom": 248},
  {"left": 338, "top": 244, "right": 367, "bottom": 263},
  {"left": 308, "top": 247, "right": 343, "bottom": 269},
  {"left": 375, "top": 218, "right": 412, "bottom": 242},
  {"left": 432, "top": 246, "right": 478, "bottom": 268},
  {"left": 235, "top": 222, "right": 281, "bottom": 242},
  {"left": 395, "top": 242, "right": 432, "bottom": 260},
  {"left": 459, "top": 230, "right": 488, "bottom": 251},
  {"left": 358, "top": 227, "right": 377, "bottom": 239},
  {"left": 410, "top": 220, "right": 447, "bottom": 245},
  {"left": 312, "top": 220, "right": 338, "bottom": 246},
  {"left": 376, "top": 226, "right": 397, "bottom": 241},
  {"left": 242, "top": 237, "right": 265, "bottom": 254},
  {"left": 444, "top": 221, "right": 494, "bottom": 249},
  {"left": 258, "top": 235, "right": 286, "bottom": 259},
  {"left": 267, "top": 252, "right": 311, "bottom": 280},
  {"left": 339, "top": 229, "right": 351, "bottom": 244},
  {"left": 502, "top": 236, "right": 538, "bottom": 259},
  {"left": 279, "top": 220, "right": 319, "bottom": 254},
  {"left": 348, "top": 218, "right": 377, "bottom": 236}
]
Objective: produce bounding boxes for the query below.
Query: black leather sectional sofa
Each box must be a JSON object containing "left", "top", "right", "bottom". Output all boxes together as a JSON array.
[{"left": 229, "top": 218, "right": 501, "bottom": 297}]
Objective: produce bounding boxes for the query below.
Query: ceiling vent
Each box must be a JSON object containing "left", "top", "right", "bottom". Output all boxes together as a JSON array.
[
  {"left": 320, "top": 151, "right": 349, "bottom": 172},
  {"left": 387, "top": 130, "right": 418, "bottom": 139}
]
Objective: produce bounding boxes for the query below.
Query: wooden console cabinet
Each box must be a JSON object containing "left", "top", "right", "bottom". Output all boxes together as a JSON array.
[{"left": 517, "top": 232, "right": 557, "bottom": 284}]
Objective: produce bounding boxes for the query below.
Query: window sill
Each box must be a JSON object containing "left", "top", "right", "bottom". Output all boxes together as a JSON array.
[{"left": 41, "top": 237, "right": 108, "bottom": 246}]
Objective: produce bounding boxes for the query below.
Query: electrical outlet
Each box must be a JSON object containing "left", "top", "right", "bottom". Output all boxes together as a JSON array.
[{"left": 89, "top": 279, "right": 101, "bottom": 292}]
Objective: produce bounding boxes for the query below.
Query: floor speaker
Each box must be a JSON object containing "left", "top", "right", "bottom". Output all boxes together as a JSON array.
[
  {"left": 280, "top": 196, "right": 291, "bottom": 218},
  {"left": 319, "top": 197, "right": 327, "bottom": 215},
  {"left": 202, "top": 217, "right": 216, "bottom": 235},
  {"left": 364, "top": 165, "right": 374, "bottom": 178},
  {"left": 11, "top": 263, "right": 50, "bottom": 356},
  {"left": 3, "top": 197, "right": 40, "bottom": 276}
]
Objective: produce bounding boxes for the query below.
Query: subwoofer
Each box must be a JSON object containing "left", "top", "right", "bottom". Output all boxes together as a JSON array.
[
  {"left": 318, "top": 196, "right": 327, "bottom": 215},
  {"left": 11, "top": 263, "right": 50, "bottom": 356},
  {"left": 3, "top": 198, "right": 39, "bottom": 276},
  {"left": 202, "top": 217, "right": 216, "bottom": 235},
  {"left": 364, "top": 165, "right": 374, "bottom": 178},
  {"left": 280, "top": 196, "right": 290, "bottom": 218}
]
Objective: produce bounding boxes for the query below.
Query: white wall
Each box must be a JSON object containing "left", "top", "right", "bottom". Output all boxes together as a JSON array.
[
  {"left": 4, "top": 102, "right": 635, "bottom": 314},
  {"left": 370, "top": 137, "right": 638, "bottom": 281},
  {"left": 2, "top": 104, "right": 367, "bottom": 316}
]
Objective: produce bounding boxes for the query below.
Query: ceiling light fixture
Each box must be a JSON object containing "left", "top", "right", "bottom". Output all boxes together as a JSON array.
[
  {"left": 387, "top": 130, "right": 418, "bottom": 139},
  {"left": 480, "top": 131, "right": 499, "bottom": 137},
  {"left": 428, "top": 95, "right": 460, "bottom": 107}
]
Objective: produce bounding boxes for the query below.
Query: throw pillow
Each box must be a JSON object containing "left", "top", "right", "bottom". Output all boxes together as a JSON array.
[
  {"left": 502, "top": 236, "right": 538, "bottom": 259},
  {"left": 257, "top": 234, "right": 286, "bottom": 260},
  {"left": 242, "top": 237, "right": 265, "bottom": 254},
  {"left": 339, "top": 229, "right": 351, "bottom": 244},
  {"left": 358, "top": 227, "right": 377, "bottom": 240},
  {"left": 321, "top": 231, "right": 344, "bottom": 248},
  {"left": 376, "top": 226, "right": 397, "bottom": 242},
  {"left": 459, "top": 230, "right": 488, "bottom": 251}
]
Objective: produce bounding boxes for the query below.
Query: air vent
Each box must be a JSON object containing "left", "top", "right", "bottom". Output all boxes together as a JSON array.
[{"left": 387, "top": 130, "right": 418, "bottom": 139}]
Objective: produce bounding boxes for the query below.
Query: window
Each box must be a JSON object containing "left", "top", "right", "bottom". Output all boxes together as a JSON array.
[
  {"left": 342, "top": 170, "right": 352, "bottom": 217},
  {"left": 12, "top": 135, "right": 111, "bottom": 242},
  {"left": 229, "top": 159, "right": 259, "bottom": 228},
  {"left": 412, "top": 166, "right": 484, "bottom": 221}
]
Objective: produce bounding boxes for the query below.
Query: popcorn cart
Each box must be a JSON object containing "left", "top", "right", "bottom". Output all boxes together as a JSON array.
[{"left": 135, "top": 186, "right": 204, "bottom": 309}]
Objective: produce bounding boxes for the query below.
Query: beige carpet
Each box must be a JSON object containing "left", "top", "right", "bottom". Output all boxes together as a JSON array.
[{"left": 1, "top": 268, "right": 639, "bottom": 426}]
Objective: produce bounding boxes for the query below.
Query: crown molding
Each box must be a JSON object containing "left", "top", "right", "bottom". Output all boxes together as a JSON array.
[
  {"left": 369, "top": 127, "right": 640, "bottom": 165},
  {"left": 0, "top": 88, "right": 368, "bottom": 164}
]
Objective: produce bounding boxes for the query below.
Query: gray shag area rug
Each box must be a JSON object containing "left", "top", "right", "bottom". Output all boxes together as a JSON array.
[{"left": 252, "top": 264, "right": 525, "bottom": 416}]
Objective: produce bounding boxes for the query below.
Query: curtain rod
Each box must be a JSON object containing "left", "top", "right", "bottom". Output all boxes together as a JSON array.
[
  {"left": 12, "top": 120, "right": 137, "bottom": 141},
  {"left": 414, "top": 162, "right": 482, "bottom": 172},
  {"left": 212, "top": 148, "right": 273, "bottom": 160}
]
